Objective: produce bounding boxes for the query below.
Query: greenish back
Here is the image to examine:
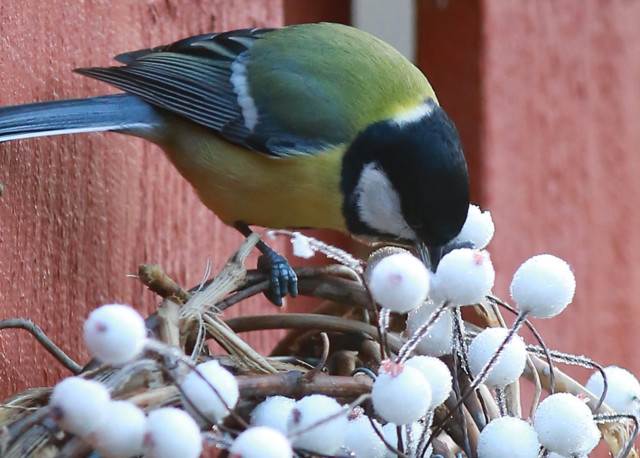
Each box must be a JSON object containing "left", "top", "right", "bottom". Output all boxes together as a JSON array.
[{"left": 247, "top": 23, "right": 437, "bottom": 144}]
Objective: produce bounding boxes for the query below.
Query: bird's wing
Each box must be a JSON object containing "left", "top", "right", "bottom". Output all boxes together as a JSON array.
[{"left": 76, "top": 23, "right": 434, "bottom": 157}]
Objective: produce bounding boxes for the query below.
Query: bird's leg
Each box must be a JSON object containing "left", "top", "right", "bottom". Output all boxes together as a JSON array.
[{"left": 234, "top": 222, "right": 298, "bottom": 306}]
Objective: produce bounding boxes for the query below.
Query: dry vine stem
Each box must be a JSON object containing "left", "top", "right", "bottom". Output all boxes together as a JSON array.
[{"left": 0, "top": 233, "right": 638, "bottom": 457}]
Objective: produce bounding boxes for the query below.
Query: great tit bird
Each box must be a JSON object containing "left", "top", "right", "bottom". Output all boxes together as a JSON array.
[{"left": 0, "top": 22, "right": 470, "bottom": 305}]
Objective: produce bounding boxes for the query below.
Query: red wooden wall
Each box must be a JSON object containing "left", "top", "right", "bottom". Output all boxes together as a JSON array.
[{"left": 481, "top": 1, "right": 640, "bottom": 380}]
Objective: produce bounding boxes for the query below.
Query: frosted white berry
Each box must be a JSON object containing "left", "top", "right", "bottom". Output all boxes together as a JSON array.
[
  {"left": 586, "top": 366, "right": 640, "bottom": 416},
  {"left": 510, "top": 254, "right": 575, "bottom": 319},
  {"left": 454, "top": 204, "right": 495, "bottom": 250},
  {"left": 468, "top": 327, "right": 527, "bottom": 388},
  {"left": 432, "top": 249, "right": 494, "bottom": 305},
  {"left": 93, "top": 400, "right": 146, "bottom": 458},
  {"left": 343, "top": 414, "right": 386, "bottom": 457},
  {"left": 369, "top": 252, "right": 430, "bottom": 313},
  {"left": 406, "top": 301, "right": 454, "bottom": 356},
  {"left": 287, "top": 394, "right": 348, "bottom": 455},
  {"left": 180, "top": 359, "right": 239, "bottom": 425},
  {"left": 534, "top": 393, "right": 600, "bottom": 456},
  {"left": 143, "top": 407, "right": 202, "bottom": 458},
  {"left": 230, "top": 426, "right": 293, "bottom": 458},
  {"left": 477, "top": 416, "right": 540, "bottom": 458},
  {"left": 371, "top": 360, "right": 432, "bottom": 425},
  {"left": 250, "top": 396, "right": 296, "bottom": 434},
  {"left": 404, "top": 356, "right": 452, "bottom": 409},
  {"left": 83, "top": 304, "right": 147, "bottom": 365},
  {"left": 49, "top": 376, "right": 111, "bottom": 437}
]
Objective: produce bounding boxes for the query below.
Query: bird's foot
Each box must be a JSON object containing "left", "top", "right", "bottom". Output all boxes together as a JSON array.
[{"left": 257, "top": 247, "right": 298, "bottom": 306}]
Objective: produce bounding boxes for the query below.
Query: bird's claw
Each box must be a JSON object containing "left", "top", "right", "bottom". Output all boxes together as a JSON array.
[{"left": 257, "top": 250, "right": 298, "bottom": 306}]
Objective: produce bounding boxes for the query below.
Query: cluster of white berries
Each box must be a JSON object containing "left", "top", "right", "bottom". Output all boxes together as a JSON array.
[
  {"left": 54, "top": 303, "right": 293, "bottom": 457},
  {"left": 46, "top": 203, "right": 640, "bottom": 457},
  {"left": 363, "top": 204, "right": 637, "bottom": 457},
  {"left": 49, "top": 375, "right": 206, "bottom": 458}
]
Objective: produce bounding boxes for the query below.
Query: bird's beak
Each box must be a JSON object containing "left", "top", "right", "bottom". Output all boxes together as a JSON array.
[{"left": 416, "top": 242, "right": 443, "bottom": 272}]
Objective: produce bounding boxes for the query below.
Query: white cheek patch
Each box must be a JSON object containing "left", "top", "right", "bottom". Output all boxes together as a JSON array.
[
  {"left": 355, "top": 163, "right": 417, "bottom": 240},
  {"left": 230, "top": 59, "right": 259, "bottom": 131},
  {"left": 391, "top": 100, "right": 436, "bottom": 127}
]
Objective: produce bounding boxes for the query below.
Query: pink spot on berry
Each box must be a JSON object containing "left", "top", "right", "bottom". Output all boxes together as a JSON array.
[
  {"left": 387, "top": 272, "right": 403, "bottom": 287},
  {"left": 381, "top": 359, "right": 404, "bottom": 377}
]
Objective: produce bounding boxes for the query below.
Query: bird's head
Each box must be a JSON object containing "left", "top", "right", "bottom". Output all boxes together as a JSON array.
[{"left": 341, "top": 99, "right": 470, "bottom": 268}]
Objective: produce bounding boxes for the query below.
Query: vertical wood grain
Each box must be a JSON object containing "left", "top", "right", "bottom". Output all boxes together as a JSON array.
[{"left": 0, "top": 0, "right": 283, "bottom": 399}]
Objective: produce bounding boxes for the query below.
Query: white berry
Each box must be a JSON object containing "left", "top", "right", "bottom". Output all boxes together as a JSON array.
[
  {"left": 586, "top": 366, "right": 640, "bottom": 416},
  {"left": 468, "top": 327, "right": 527, "bottom": 388},
  {"left": 250, "top": 396, "right": 296, "bottom": 434},
  {"left": 454, "top": 204, "right": 495, "bottom": 250},
  {"left": 432, "top": 249, "right": 495, "bottom": 306},
  {"left": 510, "top": 254, "right": 575, "bottom": 319},
  {"left": 404, "top": 355, "right": 452, "bottom": 409},
  {"left": 180, "top": 359, "right": 239, "bottom": 425},
  {"left": 49, "top": 376, "right": 111, "bottom": 437},
  {"left": 287, "top": 394, "right": 348, "bottom": 455},
  {"left": 406, "top": 301, "right": 454, "bottom": 356},
  {"left": 92, "top": 400, "right": 146, "bottom": 458},
  {"left": 534, "top": 393, "right": 600, "bottom": 456},
  {"left": 143, "top": 407, "right": 202, "bottom": 458},
  {"left": 371, "top": 360, "right": 432, "bottom": 425},
  {"left": 83, "top": 304, "right": 147, "bottom": 365},
  {"left": 477, "top": 416, "right": 540, "bottom": 458},
  {"left": 369, "top": 252, "right": 430, "bottom": 314},
  {"left": 343, "top": 414, "right": 386, "bottom": 457},
  {"left": 230, "top": 426, "right": 293, "bottom": 458}
]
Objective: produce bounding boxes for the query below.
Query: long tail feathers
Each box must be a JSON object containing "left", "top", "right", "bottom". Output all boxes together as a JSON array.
[{"left": 0, "top": 94, "right": 163, "bottom": 143}]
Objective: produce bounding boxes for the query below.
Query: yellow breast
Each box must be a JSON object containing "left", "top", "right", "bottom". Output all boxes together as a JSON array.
[{"left": 158, "top": 117, "right": 348, "bottom": 232}]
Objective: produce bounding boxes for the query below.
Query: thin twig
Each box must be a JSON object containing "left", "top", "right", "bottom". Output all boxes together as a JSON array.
[
  {"left": 0, "top": 319, "right": 81, "bottom": 374},
  {"left": 367, "top": 414, "right": 409, "bottom": 458},
  {"left": 450, "top": 336, "right": 472, "bottom": 458},
  {"left": 304, "top": 333, "right": 329, "bottom": 380},
  {"left": 397, "top": 301, "right": 450, "bottom": 363},
  {"left": 489, "top": 295, "right": 556, "bottom": 394}
]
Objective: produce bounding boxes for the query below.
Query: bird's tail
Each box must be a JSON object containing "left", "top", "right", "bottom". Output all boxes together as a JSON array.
[{"left": 0, "top": 94, "right": 163, "bottom": 143}]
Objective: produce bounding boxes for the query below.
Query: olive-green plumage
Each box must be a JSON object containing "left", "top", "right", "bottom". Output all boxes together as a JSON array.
[{"left": 245, "top": 23, "right": 437, "bottom": 142}]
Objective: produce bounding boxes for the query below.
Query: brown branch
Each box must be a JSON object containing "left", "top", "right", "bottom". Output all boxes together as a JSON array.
[
  {"left": 237, "top": 372, "right": 373, "bottom": 402},
  {"left": 137, "top": 263, "right": 191, "bottom": 304},
  {"left": 270, "top": 300, "right": 352, "bottom": 357},
  {"left": 225, "top": 313, "right": 403, "bottom": 354}
]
